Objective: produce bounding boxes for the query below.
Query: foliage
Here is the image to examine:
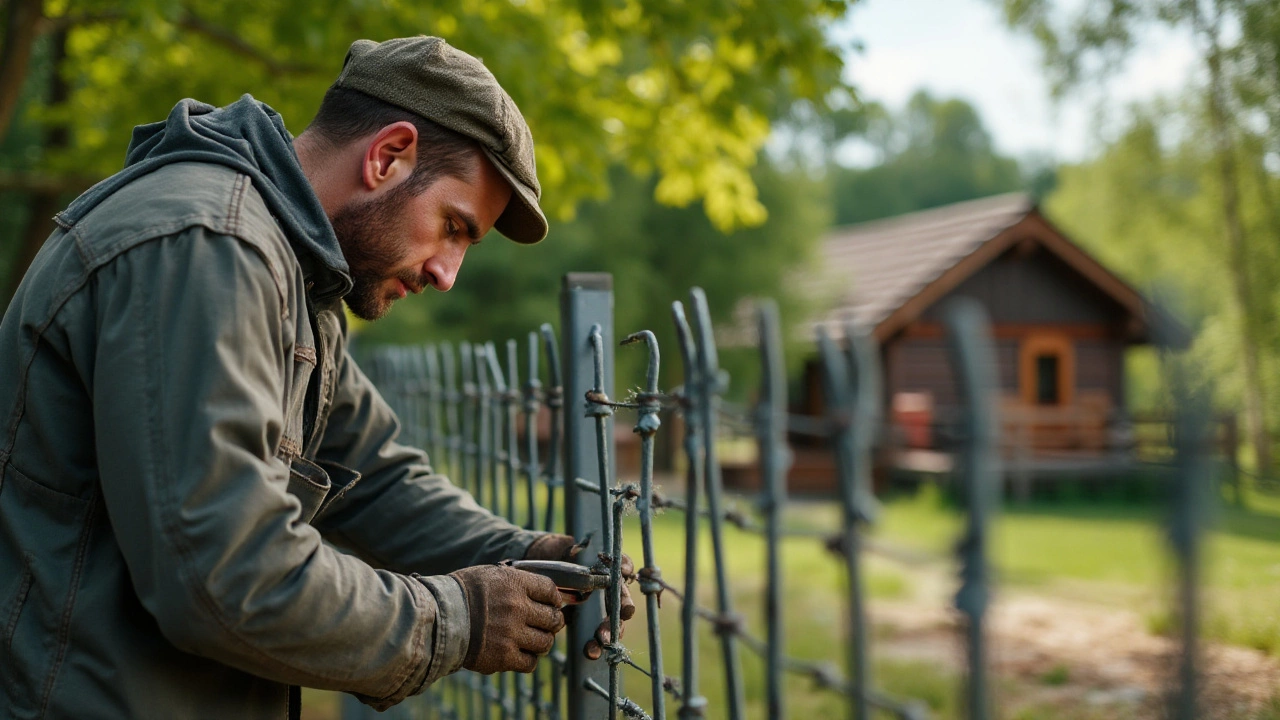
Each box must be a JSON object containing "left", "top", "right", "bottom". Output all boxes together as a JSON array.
[
  {"left": 998, "top": 0, "right": 1280, "bottom": 473},
  {"left": 1, "top": 0, "right": 855, "bottom": 385},
  {"left": 1044, "top": 104, "right": 1280, "bottom": 427},
  {"left": 3, "top": 0, "right": 854, "bottom": 231},
  {"left": 827, "top": 90, "right": 1026, "bottom": 227}
]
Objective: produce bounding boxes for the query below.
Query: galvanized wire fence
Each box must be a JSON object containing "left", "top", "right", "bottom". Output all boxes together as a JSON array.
[{"left": 342, "top": 273, "right": 1206, "bottom": 720}]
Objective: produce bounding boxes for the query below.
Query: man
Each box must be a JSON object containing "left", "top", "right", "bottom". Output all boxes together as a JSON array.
[{"left": 0, "top": 36, "right": 631, "bottom": 719}]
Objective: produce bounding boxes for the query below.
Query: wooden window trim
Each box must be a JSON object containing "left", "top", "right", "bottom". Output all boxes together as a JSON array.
[{"left": 1020, "top": 332, "right": 1074, "bottom": 406}]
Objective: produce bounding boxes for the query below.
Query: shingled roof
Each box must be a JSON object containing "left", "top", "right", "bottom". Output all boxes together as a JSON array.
[
  {"left": 814, "top": 192, "right": 1035, "bottom": 334},
  {"left": 719, "top": 193, "right": 1165, "bottom": 348}
]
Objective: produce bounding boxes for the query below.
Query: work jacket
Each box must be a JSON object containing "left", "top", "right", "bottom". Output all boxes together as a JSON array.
[{"left": 0, "top": 98, "right": 540, "bottom": 719}]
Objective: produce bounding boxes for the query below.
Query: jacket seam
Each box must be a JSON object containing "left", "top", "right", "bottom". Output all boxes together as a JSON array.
[
  {"left": 36, "top": 492, "right": 99, "bottom": 718},
  {"left": 71, "top": 223, "right": 92, "bottom": 268},
  {"left": 77, "top": 212, "right": 289, "bottom": 318},
  {"left": 0, "top": 266, "right": 93, "bottom": 472},
  {"left": 3, "top": 553, "right": 33, "bottom": 651},
  {"left": 228, "top": 174, "right": 247, "bottom": 236}
]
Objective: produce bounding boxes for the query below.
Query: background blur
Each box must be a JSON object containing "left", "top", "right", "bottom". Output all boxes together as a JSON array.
[{"left": 3, "top": 1, "right": 1280, "bottom": 718}]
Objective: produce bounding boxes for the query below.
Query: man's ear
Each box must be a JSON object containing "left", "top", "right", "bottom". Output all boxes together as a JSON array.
[{"left": 361, "top": 121, "right": 419, "bottom": 191}]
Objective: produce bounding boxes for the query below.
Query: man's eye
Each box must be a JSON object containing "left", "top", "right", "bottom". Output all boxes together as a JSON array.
[{"left": 446, "top": 219, "right": 458, "bottom": 236}]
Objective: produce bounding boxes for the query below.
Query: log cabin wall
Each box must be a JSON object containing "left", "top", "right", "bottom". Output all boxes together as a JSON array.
[{"left": 883, "top": 243, "right": 1131, "bottom": 453}]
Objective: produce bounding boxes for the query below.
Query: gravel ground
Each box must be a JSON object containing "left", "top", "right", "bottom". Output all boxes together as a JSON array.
[{"left": 871, "top": 572, "right": 1280, "bottom": 719}]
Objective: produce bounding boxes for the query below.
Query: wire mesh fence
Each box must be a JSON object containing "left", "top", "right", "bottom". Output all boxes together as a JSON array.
[{"left": 343, "top": 273, "right": 1207, "bottom": 720}]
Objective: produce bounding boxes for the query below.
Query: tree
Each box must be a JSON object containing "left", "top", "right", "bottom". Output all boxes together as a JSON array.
[
  {"left": 0, "top": 0, "right": 855, "bottom": 300},
  {"left": 828, "top": 91, "right": 1025, "bottom": 226},
  {"left": 1000, "top": 0, "right": 1280, "bottom": 475}
]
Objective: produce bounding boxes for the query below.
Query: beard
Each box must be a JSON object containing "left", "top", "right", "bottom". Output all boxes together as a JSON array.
[{"left": 330, "top": 183, "right": 428, "bottom": 321}]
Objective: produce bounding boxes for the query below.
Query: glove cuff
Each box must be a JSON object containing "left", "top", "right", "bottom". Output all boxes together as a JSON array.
[{"left": 448, "top": 570, "right": 489, "bottom": 671}]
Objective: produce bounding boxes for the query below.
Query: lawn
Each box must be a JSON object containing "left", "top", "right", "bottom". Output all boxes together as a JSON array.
[
  {"left": 304, "top": 481, "right": 1280, "bottom": 720},
  {"left": 612, "top": 480, "right": 1280, "bottom": 719},
  {"left": 871, "top": 484, "right": 1280, "bottom": 656}
]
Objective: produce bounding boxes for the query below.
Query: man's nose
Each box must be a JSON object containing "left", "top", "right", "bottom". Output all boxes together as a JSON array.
[{"left": 424, "top": 248, "right": 463, "bottom": 292}]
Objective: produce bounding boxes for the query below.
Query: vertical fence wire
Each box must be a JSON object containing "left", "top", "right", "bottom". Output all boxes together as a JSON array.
[
  {"left": 539, "top": 323, "right": 568, "bottom": 720},
  {"left": 585, "top": 326, "right": 623, "bottom": 720},
  {"left": 623, "top": 330, "right": 668, "bottom": 720},
  {"left": 688, "top": 288, "right": 746, "bottom": 720},
  {"left": 670, "top": 301, "right": 706, "bottom": 720},
  {"left": 816, "top": 326, "right": 869, "bottom": 720},
  {"left": 755, "top": 302, "right": 789, "bottom": 720}
]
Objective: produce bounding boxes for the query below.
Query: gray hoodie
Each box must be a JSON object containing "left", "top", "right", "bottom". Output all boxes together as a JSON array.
[{"left": 0, "top": 96, "right": 539, "bottom": 719}]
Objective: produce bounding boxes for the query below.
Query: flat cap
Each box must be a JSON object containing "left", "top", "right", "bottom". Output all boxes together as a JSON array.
[{"left": 334, "top": 36, "right": 547, "bottom": 244}]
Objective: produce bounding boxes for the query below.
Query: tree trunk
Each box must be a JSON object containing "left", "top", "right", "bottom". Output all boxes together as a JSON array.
[
  {"left": 1201, "top": 2, "right": 1273, "bottom": 475},
  {"left": 4, "top": 25, "right": 67, "bottom": 306},
  {"left": 0, "top": 0, "right": 43, "bottom": 141}
]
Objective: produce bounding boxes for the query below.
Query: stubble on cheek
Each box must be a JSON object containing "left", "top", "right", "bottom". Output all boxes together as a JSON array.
[{"left": 329, "top": 189, "right": 416, "bottom": 321}]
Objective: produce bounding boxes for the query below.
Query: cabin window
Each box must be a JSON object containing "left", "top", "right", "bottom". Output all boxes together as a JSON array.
[
  {"left": 1019, "top": 333, "right": 1074, "bottom": 407},
  {"left": 1035, "top": 354, "right": 1060, "bottom": 404}
]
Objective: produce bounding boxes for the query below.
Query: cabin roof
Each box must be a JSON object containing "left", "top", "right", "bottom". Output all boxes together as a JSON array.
[
  {"left": 805, "top": 193, "right": 1168, "bottom": 344},
  {"left": 817, "top": 193, "right": 1034, "bottom": 333}
]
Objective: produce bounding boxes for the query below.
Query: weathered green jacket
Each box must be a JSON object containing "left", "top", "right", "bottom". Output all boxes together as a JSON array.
[{"left": 0, "top": 97, "right": 540, "bottom": 719}]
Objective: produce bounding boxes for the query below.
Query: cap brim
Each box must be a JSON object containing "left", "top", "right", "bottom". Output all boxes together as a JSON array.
[{"left": 482, "top": 147, "right": 547, "bottom": 245}]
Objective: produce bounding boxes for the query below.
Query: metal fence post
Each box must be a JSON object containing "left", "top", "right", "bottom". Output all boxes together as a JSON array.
[
  {"left": 561, "top": 273, "right": 614, "bottom": 720},
  {"left": 942, "top": 299, "right": 997, "bottom": 720},
  {"left": 756, "top": 302, "right": 790, "bottom": 720}
]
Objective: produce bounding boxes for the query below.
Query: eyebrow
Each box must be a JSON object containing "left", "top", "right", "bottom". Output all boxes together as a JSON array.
[{"left": 447, "top": 205, "right": 482, "bottom": 242}]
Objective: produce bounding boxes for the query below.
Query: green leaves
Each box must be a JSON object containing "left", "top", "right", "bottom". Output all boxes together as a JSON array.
[{"left": 15, "top": 0, "right": 856, "bottom": 231}]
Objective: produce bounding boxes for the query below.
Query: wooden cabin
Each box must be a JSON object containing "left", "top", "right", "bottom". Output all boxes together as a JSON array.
[{"left": 729, "top": 193, "right": 1164, "bottom": 493}]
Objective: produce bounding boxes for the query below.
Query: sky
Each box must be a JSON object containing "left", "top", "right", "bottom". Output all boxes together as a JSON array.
[{"left": 831, "top": 0, "right": 1202, "bottom": 164}]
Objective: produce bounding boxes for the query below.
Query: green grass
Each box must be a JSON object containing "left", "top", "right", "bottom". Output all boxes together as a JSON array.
[
  {"left": 1039, "top": 664, "right": 1071, "bottom": 686},
  {"left": 872, "top": 483, "right": 1280, "bottom": 658},
  {"left": 303, "top": 482, "right": 1280, "bottom": 720}
]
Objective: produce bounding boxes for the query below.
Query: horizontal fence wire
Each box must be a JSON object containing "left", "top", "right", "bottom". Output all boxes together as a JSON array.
[{"left": 349, "top": 274, "right": 1205, "bottom": 720}]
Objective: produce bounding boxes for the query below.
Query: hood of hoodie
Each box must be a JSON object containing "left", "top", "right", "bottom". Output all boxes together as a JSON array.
[{"left": 58, "top": 95, "right": 353, "bottom": 300}]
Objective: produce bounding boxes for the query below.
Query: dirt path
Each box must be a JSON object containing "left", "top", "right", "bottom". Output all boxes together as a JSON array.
[{"left": 870, "top": 570, "right": 1280, "bottom": 718}]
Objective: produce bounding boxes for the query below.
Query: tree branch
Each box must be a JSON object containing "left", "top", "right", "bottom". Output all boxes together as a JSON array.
[
  {"left": 0, "top": 171, "right": 100, "bottom": 194},
  {"left": 43, "top": 8, "right": 321, "bottom": 76},
  {"left": 0, "top": 0, "right": 43, "bottom": 141},
  {"left": 174, "top": 10, "right": 321, "bottom": 76}
]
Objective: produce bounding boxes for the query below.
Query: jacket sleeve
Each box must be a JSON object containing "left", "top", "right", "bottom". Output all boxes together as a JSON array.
[
  {"left": 91, "top": 229, "right": 466, "bottom": 708},
  {"left": 312, "top": 324, "right": 543, "bottom": 575}
]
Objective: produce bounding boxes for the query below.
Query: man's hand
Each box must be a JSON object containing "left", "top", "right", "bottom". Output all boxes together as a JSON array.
[
  {"left": 524, "top": 534, "right": 636, "bottom": 660},
  {"left": 450, "top": 565, "right": 566, "bottom": 675}
]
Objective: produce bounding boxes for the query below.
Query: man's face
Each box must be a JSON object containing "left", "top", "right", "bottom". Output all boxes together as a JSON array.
[{"left": 331, "top": 152, "right": 513, "bottom": 321}]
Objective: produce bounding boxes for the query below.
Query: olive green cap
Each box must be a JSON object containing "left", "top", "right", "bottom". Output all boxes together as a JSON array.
[{"left": 334, "top": 36, "right": 547, "bottom": 244}]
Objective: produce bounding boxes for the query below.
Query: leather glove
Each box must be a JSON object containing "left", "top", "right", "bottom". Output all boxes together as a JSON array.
[
  {"left": 450, "top": 565, "right": 566, "bottom": 675},
  {"left": 524, "top": 534, "right": 636, "bottom": 660}
]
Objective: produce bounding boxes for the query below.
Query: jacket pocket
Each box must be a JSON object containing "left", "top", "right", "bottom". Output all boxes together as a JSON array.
[
  {"left": 286, "top": 456, "right": 330, "bottom": 525},
  {"left": 0, "top": 462, "right": 93, "bottom": 711},
  {"left": 313, "top": 459, "right": 361, "bottom": 520},
  {"left": 279, "top": 345, "right": 316, "bottom": 458}
]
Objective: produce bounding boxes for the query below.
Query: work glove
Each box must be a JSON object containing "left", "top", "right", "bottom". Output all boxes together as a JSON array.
[
  {"left": 449, "top": 565, "right": 566, "bottom": 675},
  {"left": 524, "top": 534, "right": 636, "bottom": 661}
]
